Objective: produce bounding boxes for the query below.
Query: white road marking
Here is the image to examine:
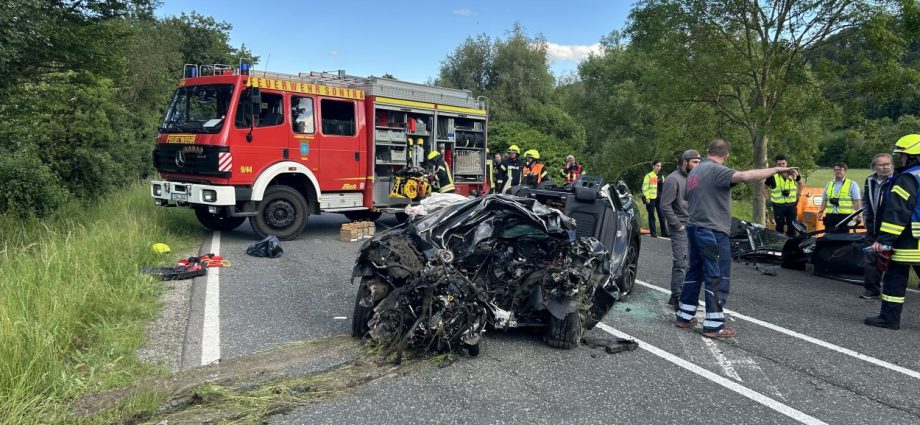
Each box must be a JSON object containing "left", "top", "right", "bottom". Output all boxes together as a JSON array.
[
  {"left": 201, "top": 230, "right": 221, "bottom": 365},
  {"left": 908, "top": 288, "right": 920, "bottom": 294},
  {"left": 596, "top": 323, "right": 827, "bottom": 425},
  {"left": 637, "top": 279, "right": 920, "bottom": 380},
  {"left": 702, "top": 336, "right": 743, "bottom": 381}
]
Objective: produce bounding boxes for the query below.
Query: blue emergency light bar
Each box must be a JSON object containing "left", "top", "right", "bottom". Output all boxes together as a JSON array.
[{"left": 184, "top": 64, "right": 198, "bottom": 79}]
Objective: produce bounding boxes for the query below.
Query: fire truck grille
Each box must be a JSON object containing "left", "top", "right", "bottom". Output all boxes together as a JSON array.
[{"left": 153, "top": 144, "right": 231, "bottom": 177}]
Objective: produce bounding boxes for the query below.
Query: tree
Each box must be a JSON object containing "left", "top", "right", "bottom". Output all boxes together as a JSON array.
[
  {"left": 627, "top": 0, "right": 884, "bottom": 224},
  {"left": 436, "top": 24, "right": 586, "bottom": 176},
  {"left": 437, "top": 34, "right": 494, "bottom": 95}
]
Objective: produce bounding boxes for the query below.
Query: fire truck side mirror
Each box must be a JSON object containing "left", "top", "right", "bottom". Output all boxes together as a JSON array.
[
  {"left": 243, "top": 87, "right": 261, "bottom": 142},
  {"left": 249, "top": 87, "right": 262, "bottom": 108}
]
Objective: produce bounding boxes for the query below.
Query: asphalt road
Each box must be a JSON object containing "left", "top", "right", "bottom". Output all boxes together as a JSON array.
[{"left": 188, "top": 215, "right": 920, "bottom": 424}]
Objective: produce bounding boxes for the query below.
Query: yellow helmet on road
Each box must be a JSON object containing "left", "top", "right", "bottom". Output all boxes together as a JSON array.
[
  {"left": 524, "top": 149, "right": 540, "bottom": 159},
  {"left": 508, "top": 145, "right": 520, "bottom": 153},
  {"left": 427, "top": 150, "right": 441, "bottom": 160},
  {"left": 894, "top": 134, "right": 920, "bottom": 155}
]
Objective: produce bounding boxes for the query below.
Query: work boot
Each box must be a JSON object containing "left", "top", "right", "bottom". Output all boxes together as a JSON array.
[
  {"left": 864, "top": 316, "right": 900, "bottom": 330},
  {"left": 667, "top": 294, "right": 679, "bottom": 311},
  {"left": 859, "top": 290, "right": 880, "bottom": 299}
]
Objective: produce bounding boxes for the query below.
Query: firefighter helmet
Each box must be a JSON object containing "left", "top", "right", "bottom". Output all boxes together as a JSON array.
[
  {"left": 894, "top": 134, "right": 920, "bottom": 155},
  {"left": 508, "top": 145, "right": 520, "bottom": 153},
  {"left": 427, "top": 150, "right": 441, "bottom": 160},
  {"left": 524, "top": 149, "right": 540, "bottom": 159}
]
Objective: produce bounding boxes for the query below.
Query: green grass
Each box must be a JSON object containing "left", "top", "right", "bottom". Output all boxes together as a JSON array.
[
  {"left": 0, "top": 182, "right": 202, "bottom": 424},
  {"left": 636, "top": 197, "right": 753, "bottom": 230},
  {"left": 803, "top": 168, "right": 872, "bottom": 188}
]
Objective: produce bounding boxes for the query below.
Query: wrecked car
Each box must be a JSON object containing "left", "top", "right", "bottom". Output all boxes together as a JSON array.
[
  {"left": 781, "top": 209, "right": 868, "bottom": 284},
  {"left": 729, "top": 218, "right": 792, "bottom": 264},
  {"left": 350, "top": 177, "right": 640, "bottom": 358}
]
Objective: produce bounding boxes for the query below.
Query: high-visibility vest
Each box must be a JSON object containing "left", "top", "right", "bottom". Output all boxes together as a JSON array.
[
  {"left": 523, "top": 161, "right": 547, "bottom": 186},
  {"left": 770, "top": 174, "right": 798, "bottom": 204},
  {"left": 824, "top": 178, "right": 855, "bottom": 214},
  {"left": 486, "top": 158, "right": 494, "bottom": 190},
  {"left": 642, "top": 171, "right": 659, "bottom": 199}
]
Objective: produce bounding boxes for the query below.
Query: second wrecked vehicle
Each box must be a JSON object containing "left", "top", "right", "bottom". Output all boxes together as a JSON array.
[{"left": 350, "top": 177, "right": 640, "bottom": 357}]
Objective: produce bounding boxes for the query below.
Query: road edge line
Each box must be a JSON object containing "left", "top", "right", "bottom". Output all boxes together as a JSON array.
[
  {"left": 596, "top": 323, "right": 827, "bottom": 424},
  {"left": 636, "top": 279, "right": 920, "bottom": 380},
  {"left": 201, "top": 230, "right": 221, "bottom": 365}
]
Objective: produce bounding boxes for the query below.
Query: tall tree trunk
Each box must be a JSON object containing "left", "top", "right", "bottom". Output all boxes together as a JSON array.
[{"left": 751, "top": 133, "right": 769, "bottom": 225}]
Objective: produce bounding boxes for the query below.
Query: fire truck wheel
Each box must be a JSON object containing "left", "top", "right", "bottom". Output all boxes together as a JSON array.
[
  {"left": 252, "top": 185, "right": 309, "bottom": 240},
  {"left": 194, "top": 207, "right": 246, "bottom": 231}
]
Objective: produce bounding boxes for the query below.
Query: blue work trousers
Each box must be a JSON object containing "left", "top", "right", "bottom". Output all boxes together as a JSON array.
[{"left": 676, "top": 226, "right": 732, "bottom": 332}]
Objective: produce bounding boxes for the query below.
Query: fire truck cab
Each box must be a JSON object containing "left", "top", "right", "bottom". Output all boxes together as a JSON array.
[{"left": 151, "top": 64, "right": 488, "bottom": 239}]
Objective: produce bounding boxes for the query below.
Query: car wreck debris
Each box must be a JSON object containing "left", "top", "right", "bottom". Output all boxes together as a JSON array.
[{"left": 352, "top": 185, "right": 641, "bottom": 360}]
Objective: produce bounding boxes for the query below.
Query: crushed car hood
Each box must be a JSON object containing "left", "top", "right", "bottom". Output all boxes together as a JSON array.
[{"left": 352, "top": 194, "right": 617, "bottom": 357}]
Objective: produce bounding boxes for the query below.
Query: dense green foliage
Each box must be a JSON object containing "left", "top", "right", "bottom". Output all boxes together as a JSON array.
[
  {"left": 436, "top": 2, "right": 920, "bottom": 222},
  {"left": 436, "top": 25, "right": 585, "bottom": 173},
  {"left": 0, "top": 1, "right": 253, "bottom": 217}
]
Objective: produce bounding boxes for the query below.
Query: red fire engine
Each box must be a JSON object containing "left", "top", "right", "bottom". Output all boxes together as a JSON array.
[{"left": 151, "top": 64, "right": 488, "bottom": 239}]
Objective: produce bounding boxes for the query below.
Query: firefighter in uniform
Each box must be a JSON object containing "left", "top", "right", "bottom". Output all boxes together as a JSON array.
[
  {"left": 865, "top": 134, "right": 920, "bottom": 330},
  {"left": 522, "top": 149, "right": 548, "bottom": 186},
  {"left": 499, "top": 145, "right": 524, "bottom": 193},
  {"left": 427, "top": 151, "right": 456, "bottom": 193},
  {"left": 642, "top": 160, "right": 665, "bottom": 238},
  {"left": 493, "top": 152, "right": 506, "bottom": 193}
]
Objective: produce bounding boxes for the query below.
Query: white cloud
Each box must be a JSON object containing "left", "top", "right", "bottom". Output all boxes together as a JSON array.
[
  {"left": 329, "top": 49, "right": 340, "bottom": 57},
  {"left": 452, "top": 8, "right": 474, "bottom": 16},
  {"left": 545, "top": 42, "right": 602, "bottom": 62}
]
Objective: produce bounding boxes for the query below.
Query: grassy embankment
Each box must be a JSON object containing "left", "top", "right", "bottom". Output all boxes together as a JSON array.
[{"left": 0, "top": 182, "right": 202, "bottom": 423}]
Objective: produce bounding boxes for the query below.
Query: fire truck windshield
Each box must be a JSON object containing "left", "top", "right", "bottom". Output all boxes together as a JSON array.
[{"left": 160, "top": 84, "right": 234, "bottom": 134}]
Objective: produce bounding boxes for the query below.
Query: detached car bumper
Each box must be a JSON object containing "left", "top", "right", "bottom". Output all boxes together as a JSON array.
[{"left": 150, "top": 180, "right": 236, "bottom": 206}]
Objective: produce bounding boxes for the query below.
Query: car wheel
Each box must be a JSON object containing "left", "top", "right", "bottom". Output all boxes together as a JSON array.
[
  {"left": 251, "top": 185, "right": 309, "bottom": 240},
  {"left": 351, "top": 280, "right": 374, "bottom": 338},
  {"left": 617, "top": 241, "right": 639, "bottom": 299},
  {"left": 194, "top": 207, "right": 246, "bottom": 231},
  {"left": 543, "top": 312, "right": 584, "bottom": 349}
]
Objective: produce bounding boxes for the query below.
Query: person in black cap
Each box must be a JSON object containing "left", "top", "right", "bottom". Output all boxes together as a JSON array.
[{"left": 660, "top": 149, "right": 702, "bottom": 309}]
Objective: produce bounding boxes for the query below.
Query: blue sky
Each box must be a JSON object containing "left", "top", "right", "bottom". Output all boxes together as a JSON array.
[{"left": 157, "top": 0, "right": 635, "bottom": 83}]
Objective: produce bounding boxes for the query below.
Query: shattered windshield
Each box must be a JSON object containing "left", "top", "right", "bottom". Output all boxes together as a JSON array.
[{"left": 160, "top": 84, "right": 234, "bottom": 134}]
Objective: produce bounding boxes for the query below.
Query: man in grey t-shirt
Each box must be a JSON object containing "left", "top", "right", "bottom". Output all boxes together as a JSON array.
[{"left": 675, "top": 139, "right": 794, "bottom": 338}]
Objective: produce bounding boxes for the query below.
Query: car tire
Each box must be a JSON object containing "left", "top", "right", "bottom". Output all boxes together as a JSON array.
[
  {"left": 617, "top": 241, "right": 639, "bottom": 299},
  {"left": 351, "top": 280, "right": 374, "bottom": 338},
  {"left": 543, "top": 312, "right": 584, "bottom": 349},
  {"left": 251, "top": 185, "right": 309, "bottom": 240},
  {"left": 194, "top": 207, "right": 246, "bottom": 231}
]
